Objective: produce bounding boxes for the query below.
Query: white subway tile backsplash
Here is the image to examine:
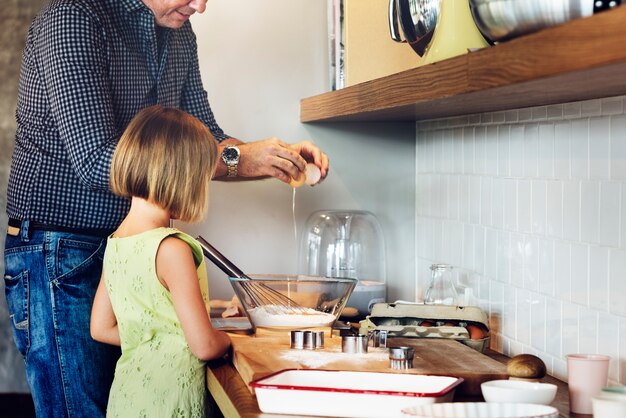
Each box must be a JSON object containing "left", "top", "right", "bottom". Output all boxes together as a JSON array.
[
  {"left": 530, "top": 293, "right": 546, "bottom": 351},
  {"left": 492, "top": 178, "right": 504, "bottom": 229},
  {"left": 516, "top": 288, "right": 532, "bottom": 345},
  {"left": 485, "top": 228, "right": 498, "bottom": 280},
  {"left": 545, "top": 299, "right": 561, "bottom": 357},
  {"left": 563, "top": 102, "right": 582, "bottom": 119},
  {"left": 597, "top": 313, "right": 619, "bottom": 383},
  {"left": 577, "top": 308, "right": 597, "bottom": 354},
  {"left": 474, "top": 126, "right": 486, "bottom": 175},
  {"left": 447, "top": 175, "right": 459, "bottom": 220},
  {"left": 546, "top": 181, "right": 563, "bottom": 238},
  {"left": 463, "top": 224, "right": 475, "bottom": 271},
  {"left": 510, "top": 233, "right": 524, "bottom": 288},
  {"left": 554, "top": 121, "right": 571, "bottom": 180},
  {"left": 599, "top": 182, "right": 620, "bottom": 247},
  {"left": 493, "top": 111, "right": 506, "bottom": 124},
  {"left": 523, "top": 236, "right": 539, "bottom": 292},
  {"left": 561, "top": 302, "right": 579, "bottom": 357},
  {"left": 581, "top": 99, "right": 602, "bottom": 117},
  {"left": 459, "top": 176, "right": 470, "bottom": 223},
  {"left": 562, "top": 181, "right": 580, "bottom": 241},
  {"left": 609, "top": 248, "right": 626, "bottom": 317},
  {"left": 589, "top": 245, "right": 609, "bottom": 312},
  {"left": 532, "top": 106, "right": 548, "bottom": 121},
  {"left": 618, "top": 318, "right": 626, "bottom": 384},
  {"left": 601, "top": 96, "right": 624, "bottom": 116},
  {"left": 497, "top": 125, "right": 510, "bottom": 177},
  {"left": 518, "top": 180, "right": 532, "bottom": 233},
  {"left": 503, "top": 286, "right": 516, "bottom": 338},
  {"left": 505, "top": 110, "right": 518, "bottom": 123},
  {"left": 518, "top": 107, "right": 533, "bottom": 122},
  {"left": 580, "top": 181, "right": 600, "bottom": 244},
  {"left": 510, "top": 126, "right": 525, "bottom": 178},
  {"left": 503, "top": 179, "right": 517, "bottom": 231},
  {"left": 570, "top": 243, "right": 588, "bottom": 306},
  {"left": 497, "top": 231, "right": 511, "bottom": 283},
  {"left": 454, "top": 128, "right": 464, "bottom": 173},
  {"left": 547, "top": 105, "right": 564, "bottom": 120},
  {"left": 416, "top": 96, "right": 626, "bottom": 385},
  {"left": 474, "top": 225, "right": 486, "bottom": 276},
  {"left": 589, "top": 117, "right": 611, "bottom": 180},
  {"left": 485, "top": 126, "right": 499, "bottom": 177},
  {"left": 481, "top": 177, "right": 493, "bottom": 227},
  {"left": 538, "top": 123, "right": 554, "bottom": 179},
  {"left": 553, "top": 237, "right": 572, "bottom": 304},
  {"left": 537, "top": 239, "right": 555, "bottom": 296},
  {"left": 610, "top": 115, "right": 626, "bottom": 180},
  {"left": 531, "top": 180, "right": 547, "bottom": 235},
  {"left": 463, "top": 127, "right": 474, "bottom": 175},
  {"left": 570, "top": 119, "right": 589, "bottom": 179},
  {"left": 470, "top": 176, "right": 481, "bottom": 225},
  {"left": 524, "top": 124, "right": 539, "bottom": 178}
]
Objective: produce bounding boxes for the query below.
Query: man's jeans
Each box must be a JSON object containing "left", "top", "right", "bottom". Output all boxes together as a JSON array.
[{"left": 3, "top": 229, "right": 119, "bottom": 418}]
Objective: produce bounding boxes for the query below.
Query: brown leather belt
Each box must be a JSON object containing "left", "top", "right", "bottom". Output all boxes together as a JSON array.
[{"left": 7, "top": 218, "right": 113, "bottom": 238}]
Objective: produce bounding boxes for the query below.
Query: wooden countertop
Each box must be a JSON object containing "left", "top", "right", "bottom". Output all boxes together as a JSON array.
[{"left": 206, "top": 335, "right": 591, "bottom": 418}]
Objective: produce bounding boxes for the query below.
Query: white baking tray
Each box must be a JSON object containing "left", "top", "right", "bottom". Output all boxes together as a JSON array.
[{"left": 250, "top": 369, "right": 463, "bottom": 417}]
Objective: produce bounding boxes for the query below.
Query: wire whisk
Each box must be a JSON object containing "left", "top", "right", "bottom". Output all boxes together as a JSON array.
[{"left": 196, "top": 236, "right": 311, "bottom": 315}]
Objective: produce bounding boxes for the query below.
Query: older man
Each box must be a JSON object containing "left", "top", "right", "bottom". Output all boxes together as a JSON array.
[{"left": 4, "top": 0, "right": 328, "bottom": 416}]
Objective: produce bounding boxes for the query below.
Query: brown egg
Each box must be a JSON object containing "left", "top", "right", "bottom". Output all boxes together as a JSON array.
[
  {"left": 466, "top": 324, "right": 488, "bottom": 340},
  {"left": 441, "top": 322, "right": 457, "bottom": 327},
  {"left": 420, "top": 320, "right": 434, "bottom": 327}
]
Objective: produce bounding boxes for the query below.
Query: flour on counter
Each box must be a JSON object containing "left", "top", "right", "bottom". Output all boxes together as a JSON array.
[
  {"left": 281, "top": 348, "right": 389, "bottom": 368},
  {"left": 248, "top": 305, "right": 335, "bottom": 328}
]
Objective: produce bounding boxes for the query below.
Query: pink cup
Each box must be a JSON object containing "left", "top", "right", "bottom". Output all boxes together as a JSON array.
[{"left": 566, "top": 354, "right": 610, "bottom": 414}]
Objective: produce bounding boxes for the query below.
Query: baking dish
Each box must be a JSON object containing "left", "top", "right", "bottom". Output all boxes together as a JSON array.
[{"left": 250, "top": 369, "right": 463, "bottom": 417}]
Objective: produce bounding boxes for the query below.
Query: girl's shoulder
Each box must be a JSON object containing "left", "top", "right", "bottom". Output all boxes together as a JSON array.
[{"left": 156, "top": 228, "right": 204, "bottom": 268}]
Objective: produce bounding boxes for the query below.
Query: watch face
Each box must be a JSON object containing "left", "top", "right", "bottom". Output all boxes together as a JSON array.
[{"left": 222, "top": 146, "right": 240, "bottom": 164}]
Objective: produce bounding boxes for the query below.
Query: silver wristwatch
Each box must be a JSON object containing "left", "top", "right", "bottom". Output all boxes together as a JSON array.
[{"left": 221, "top": 146, "right": 240, "bottom": 177}]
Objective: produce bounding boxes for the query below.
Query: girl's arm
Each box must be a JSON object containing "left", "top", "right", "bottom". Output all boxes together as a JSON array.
[
  {"left": 157, "top": 236, "right": 231, "bottom": 361},
  {"left": 90, "top": 274, "right": 121, "bottom": 346}
]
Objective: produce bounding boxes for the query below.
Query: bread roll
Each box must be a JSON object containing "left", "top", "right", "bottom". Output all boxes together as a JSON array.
[{"left": 507, "top": 354, "right": 547, "bottom": 381}]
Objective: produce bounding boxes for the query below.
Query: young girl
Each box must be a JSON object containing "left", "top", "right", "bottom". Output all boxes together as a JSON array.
[{"left": 91, "top": 105, "right": 231, "bottom": 417}]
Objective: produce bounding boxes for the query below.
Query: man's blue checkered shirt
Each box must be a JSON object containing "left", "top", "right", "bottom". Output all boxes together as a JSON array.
[{"left": 7, "top": 0, "right": 228, "bottom": 230}]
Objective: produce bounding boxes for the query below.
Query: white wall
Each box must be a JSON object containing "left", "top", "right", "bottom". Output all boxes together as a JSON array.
[
  {"left": 415, "top": 96, "right": 626, "bottom": 385},
  {"left": 182, "top": 1, "right": 416, "bottom": 302}
]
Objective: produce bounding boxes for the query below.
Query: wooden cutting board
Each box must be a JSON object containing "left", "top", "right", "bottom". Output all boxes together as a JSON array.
[{"left": 229, "top": 334, "right": 508, "bottom": 396}]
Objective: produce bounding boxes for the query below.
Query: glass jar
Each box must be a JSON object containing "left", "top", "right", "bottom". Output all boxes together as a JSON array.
[{"left": 424, "top": 264, "right": 458, "bottom": 305}]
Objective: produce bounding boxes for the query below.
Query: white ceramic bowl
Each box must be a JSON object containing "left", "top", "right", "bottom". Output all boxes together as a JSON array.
[
  {"left": 592, "top": 394, "right": 626, "bottom": 418},
  {"left": 402, "top": 402, "right": 559, "bottom": 418},
  {"left": 600, "top": 386, "right": 626, "bottom": 400},
  {"left": 481, "top": 379, "right": 557, "bottom": 405}
]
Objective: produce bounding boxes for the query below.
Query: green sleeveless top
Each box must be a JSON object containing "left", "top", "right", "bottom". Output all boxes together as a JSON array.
[{"left": 103, "top": 227, "right": 209, "bottom": 417}]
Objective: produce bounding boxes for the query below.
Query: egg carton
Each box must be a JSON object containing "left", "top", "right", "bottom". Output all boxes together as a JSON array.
[{"left": 359, "top": 302, "right": 490, "bottom": 353}]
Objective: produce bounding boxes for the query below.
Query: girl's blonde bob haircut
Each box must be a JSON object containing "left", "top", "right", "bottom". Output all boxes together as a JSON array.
[{"left": 110, "top": 105, "right": 217, "bottom": 223}]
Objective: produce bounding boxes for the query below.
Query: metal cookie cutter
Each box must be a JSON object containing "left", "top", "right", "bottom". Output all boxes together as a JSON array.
[
  {"left": 291, "top": 330, "right": 324, "bottom": 350},
  {"left": 389, "top": 346, "right": 415, "bottom": 369},
  {"left": 368, "top": 329, "right": 388, "bottom": 348},
  {"left": 342, "top": 335, "right": 368, "bottom": 354}
]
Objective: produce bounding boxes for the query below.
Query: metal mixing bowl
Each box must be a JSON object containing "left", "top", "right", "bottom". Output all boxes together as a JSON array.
[
  {"left": 389, "top": 0, "right": 440, "bottom": 56},
  {"left": 228, "top": 275, "right": 357, "bottom": 333},
  {"left": 469, "top": 0, "right": 594, "bottom": 42}
]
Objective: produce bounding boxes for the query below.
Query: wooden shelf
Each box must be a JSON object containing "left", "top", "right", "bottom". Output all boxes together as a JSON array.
[{"left": 301, "top": 6, "right": 626, "bottom": 123}]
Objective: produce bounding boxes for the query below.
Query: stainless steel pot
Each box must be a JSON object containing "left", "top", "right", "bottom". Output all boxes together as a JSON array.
[
  {"left": 469, "top": 0, "right": 602, "bottom": 42},
  {"left": 389, "top": 0, "right": 440, "bottom": 56}
]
